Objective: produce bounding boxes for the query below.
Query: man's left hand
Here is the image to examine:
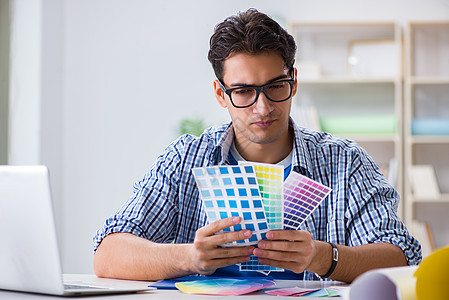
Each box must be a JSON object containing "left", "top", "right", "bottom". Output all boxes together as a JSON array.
[{"left": 253, "top": 230, "right": 316, "bottom": 273}]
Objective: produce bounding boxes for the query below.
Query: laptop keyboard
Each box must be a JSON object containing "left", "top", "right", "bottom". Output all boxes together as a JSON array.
[{"left": 64, "top": 284, "right": 105, "bottom": 290}]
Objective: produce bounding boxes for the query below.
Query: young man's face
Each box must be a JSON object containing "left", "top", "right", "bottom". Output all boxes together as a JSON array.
[{"left": 214, "top": 52, "right": 297, "bottom": 149}]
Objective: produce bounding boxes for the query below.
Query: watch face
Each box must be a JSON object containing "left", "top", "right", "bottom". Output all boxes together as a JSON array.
[{"left": 332, "top": 245, "right": 339, "bottom": 261}]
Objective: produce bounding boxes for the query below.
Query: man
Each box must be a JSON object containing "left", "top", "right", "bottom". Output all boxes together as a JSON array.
[{"left": 93, "top": 9, "right": 421, "bottom": 283}]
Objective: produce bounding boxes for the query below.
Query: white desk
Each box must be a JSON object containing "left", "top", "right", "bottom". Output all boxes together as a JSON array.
[{"left": 0, "top": 274, "right": 348, "bottom": 299}]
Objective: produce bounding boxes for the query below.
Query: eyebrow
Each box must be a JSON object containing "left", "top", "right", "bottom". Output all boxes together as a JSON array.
[{"left": 229, "top": 74, "right": 290, "bottom": 88}]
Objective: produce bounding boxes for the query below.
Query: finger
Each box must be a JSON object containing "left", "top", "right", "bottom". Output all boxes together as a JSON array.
[
  {"left": 257, "top": 257, "right": 305, "bottom": 274},
  {"left": 253, "top": 248, "right": 298, "bottom": 262},
  {"left": 206, "top": 246, "right": 255, "bottom": 260},
  {"left": 258, "top": 240, "right": 297, "bottom": 252},
  {"left": 204, "top": 256, "right": 252, "bottom": 270},
  {"left": 265, "top": 230, "right": 312, "bottom": 241},
  {"left": 207, "top": 229, "right": 252, "bottom": 246},
  {"left": 195, "top": 247, "right": 253, "bottom": 262},
  {"left": 258, "top": 239, "right": 313, "bottom": 253},
  {"left": 197, "top": 217, "right": 241, "bottom": 237},
  {"left": 257, "top": 240, "right": 292, "bottom": 251}
]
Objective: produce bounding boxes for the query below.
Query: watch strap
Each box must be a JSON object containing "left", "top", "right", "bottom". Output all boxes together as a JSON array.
[{"left": 319, "top": 242, "right": 338, "bottom": 279}]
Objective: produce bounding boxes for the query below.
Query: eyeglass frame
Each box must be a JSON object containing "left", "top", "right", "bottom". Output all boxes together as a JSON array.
[{"left": 217, "top": 73, "right": 296, "bottom": 109}]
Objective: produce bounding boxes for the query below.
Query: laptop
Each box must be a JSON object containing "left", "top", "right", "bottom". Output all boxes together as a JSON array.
[{"left": 0, "top": 165, "right": 154, "bottom": 296}]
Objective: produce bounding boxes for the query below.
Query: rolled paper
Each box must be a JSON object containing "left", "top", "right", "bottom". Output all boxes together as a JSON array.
[{"left": 349, "top": 265, "right": 418, "bottom": 300}]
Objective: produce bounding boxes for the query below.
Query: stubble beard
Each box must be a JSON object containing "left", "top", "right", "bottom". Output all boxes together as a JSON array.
[{"left": 232, "top": 113, "right": 288, "bottom": 152}]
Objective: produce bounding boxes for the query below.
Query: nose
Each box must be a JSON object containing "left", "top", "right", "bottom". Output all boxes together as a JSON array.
[{"left": 252, "top": 91, "right": 274, "bottom": 115}]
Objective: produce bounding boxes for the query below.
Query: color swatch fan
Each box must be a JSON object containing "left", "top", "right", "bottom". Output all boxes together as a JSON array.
[
  {"left": 283, "top": 171, "right": 332, "bottom": 230},
  {"left": 237, "top": 162, "right": 284, "bottom": 272},
  {"left": 192, "top": 165, "right": 270, "bottom": 247},
  {"left": 192, "top": 163, "right": 332, "bottom": 273}
]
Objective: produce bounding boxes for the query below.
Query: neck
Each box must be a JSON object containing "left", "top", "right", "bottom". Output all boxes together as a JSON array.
[{"left": 234, "top": 126, "right": 293, "bottom": 164}]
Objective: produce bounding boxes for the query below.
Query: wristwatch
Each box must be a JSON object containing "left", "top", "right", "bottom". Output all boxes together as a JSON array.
[{"left": 319, "top": 242, "right": 338, "bottom": 279}]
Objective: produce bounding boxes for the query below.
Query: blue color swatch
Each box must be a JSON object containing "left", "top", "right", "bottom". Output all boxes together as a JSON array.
[{"left": 192, "top": 165, "right": 270, "bottom": 247}]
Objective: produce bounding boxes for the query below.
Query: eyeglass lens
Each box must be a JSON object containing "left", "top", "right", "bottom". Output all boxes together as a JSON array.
[{"left": 231, "top": 81, "right": 292, "bottom": 107}]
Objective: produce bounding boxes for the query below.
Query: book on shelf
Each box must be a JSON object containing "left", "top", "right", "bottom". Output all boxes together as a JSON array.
[
  {"left": 410, "top": 221, "right": 435, "bottom": 258},
  {"left": 386, "top": 158, "right": 397, "bottom": 188},
  {"left": 378, "top": 158, "right": 397, "bottom": 188},
  {"left": 292, "top": 104, "right": 321, "bottom": 132},
  {"left": 409, "top": 165, "right": 440, "bottom": 200}
]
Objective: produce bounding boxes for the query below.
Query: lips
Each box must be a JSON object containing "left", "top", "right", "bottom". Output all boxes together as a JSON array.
[{"left": 253, "top": 119, "right": 275, "bottom": 128}]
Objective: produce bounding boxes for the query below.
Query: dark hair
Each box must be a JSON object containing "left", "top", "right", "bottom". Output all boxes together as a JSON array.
[{"left": 208, "top": 8, "right": 297, "bottom": 81}]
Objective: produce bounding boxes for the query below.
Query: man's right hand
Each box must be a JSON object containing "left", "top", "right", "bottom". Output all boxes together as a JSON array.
[{"left": 189, "top": 216, "right": 255, "bottom": 275}]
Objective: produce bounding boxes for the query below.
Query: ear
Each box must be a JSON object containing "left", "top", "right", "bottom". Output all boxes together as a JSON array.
[
  {"left": 291, "top": 67, "right": 298, "bottom": 97},
  {"left": 213, "top": 80, "right": 227, "bottom": 108}
]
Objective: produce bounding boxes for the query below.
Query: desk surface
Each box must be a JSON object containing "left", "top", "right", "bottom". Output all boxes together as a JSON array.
[{"left": 0, "top": 274, "right": 348, "bottom": 299}]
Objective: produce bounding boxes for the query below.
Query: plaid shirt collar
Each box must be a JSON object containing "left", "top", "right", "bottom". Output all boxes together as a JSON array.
[{"left": 210, "top": 119, "right": 314, "bottom": 178}]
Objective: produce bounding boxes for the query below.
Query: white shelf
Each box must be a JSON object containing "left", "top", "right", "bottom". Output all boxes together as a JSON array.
[
  {"left": 410, "top": 22, "right": 449, "bottom": 78},
  {"left": 340, "top": 134, "right": 397, "bottom": 142},
  {"left": 291, "top": 22, "right": 403, "bottom": 214},
  {"left": 404, "top": 22, "right": 449, "bottom": 248},
  {"left": 291, "top": 22, "right": 400, "bottom": 78},
  {"left": 301, "top": 77, "right": 398, "bottom": 85},
  {"left": 412, "top": 193, "right": 449, "bottom": 203},
  {"left": 410, "top": 77, "right": 449, "bottom": 85},
  {"left": 411, "top": 136, "right": 449, "bottom": 144}
]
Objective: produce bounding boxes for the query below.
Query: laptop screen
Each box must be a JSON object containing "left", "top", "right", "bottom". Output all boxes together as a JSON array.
[{"left": 0, "top": 166, "right": 65, "bottom": 295}]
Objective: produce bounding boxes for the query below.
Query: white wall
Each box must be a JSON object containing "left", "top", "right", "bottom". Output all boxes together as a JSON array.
[
  {"left": 9, "top": 0, "right": 42, "bottom": 165},
  {"left": 0, "top": 0, "right": 10, "bottom": 164},
  {"left": 8, "top": 0, "right": 449, "bottom": 274}
]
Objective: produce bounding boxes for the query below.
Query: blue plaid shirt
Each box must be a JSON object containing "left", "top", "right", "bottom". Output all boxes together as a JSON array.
[{"left": 94, "top": 120, "right": 421, "bottom": 280}]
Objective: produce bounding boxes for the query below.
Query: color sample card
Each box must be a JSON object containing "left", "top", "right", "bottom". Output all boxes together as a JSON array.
[
  {"left": 283, "top": 171, "right": 332, "bottom": 230},
  {"left": 237, "top": 162, "right": 284, "bottom": 273},
  {"left": 192, "top": 165, "right": 269, "bottom": 247},
  {"left": 239, "top": 255, "right": 283, "bottom": 273},
  {"left": 238, "top": 162, "right": 284, "bottom": 230},
  {"left": 175, "top": 278, "right": 275, "bottom": 296},
  {"left": 265, "top": 286, "right": 320, "bottom": 296},
  {"left": 266, "top": 286, "right": 345, "bottom": 297}
]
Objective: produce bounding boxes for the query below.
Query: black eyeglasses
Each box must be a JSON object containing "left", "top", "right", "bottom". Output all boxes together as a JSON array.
[{"left": 218, "top": 76, "right": 295, "bottom": 108}]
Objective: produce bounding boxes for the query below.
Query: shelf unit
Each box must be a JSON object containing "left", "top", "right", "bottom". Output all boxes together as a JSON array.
[
  {"left": 289, "top": 22, "right": 404, "bottom": 215},
  {"left": 404, "top": 22, "right": 449, "bottom": 249}
]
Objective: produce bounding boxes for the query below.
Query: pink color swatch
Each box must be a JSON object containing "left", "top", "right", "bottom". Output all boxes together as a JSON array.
[
  {"left": 175, "top": 278, "right": 275, "bottom": 296},
  {"left": 283, "top": 171, "right": 332, "bottom": 230}
]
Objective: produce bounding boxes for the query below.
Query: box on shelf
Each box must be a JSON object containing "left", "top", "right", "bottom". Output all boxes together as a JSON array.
[
  {"left": 347, "top": 39, "right": 399, "bottom": 77},
  {"left": 411, "top": 118, "right": 449, "bottom": 135},
  {"left": 320, "top": 114, "right": 396, "bottom": 135}
]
